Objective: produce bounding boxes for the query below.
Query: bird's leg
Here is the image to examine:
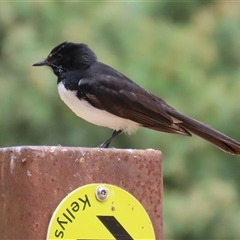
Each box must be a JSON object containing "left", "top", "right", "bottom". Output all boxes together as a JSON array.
[{"left": 98, "top": 130, "right": 122, "bottom": 148}]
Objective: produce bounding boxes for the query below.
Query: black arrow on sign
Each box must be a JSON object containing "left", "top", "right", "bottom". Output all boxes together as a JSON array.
[
  {"left": 97, "top": 215, "right": 134, "bottom": 240},
  {"left": 76, "top": 215, "right": 134, "bottom": 240}
]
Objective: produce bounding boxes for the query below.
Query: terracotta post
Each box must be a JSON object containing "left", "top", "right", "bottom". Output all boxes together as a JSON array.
[{"left": 0, "top": 146, "right": 162, "bottom": 239}]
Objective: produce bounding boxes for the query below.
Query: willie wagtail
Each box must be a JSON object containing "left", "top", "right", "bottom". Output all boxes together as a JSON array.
[{"left": 33, "top": 41, "right": 240, "bottom": 155}]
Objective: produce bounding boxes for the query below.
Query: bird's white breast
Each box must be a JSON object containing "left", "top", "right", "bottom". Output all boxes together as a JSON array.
[{"left": 57, "top": 81, "right": 139, "bottom": 134}]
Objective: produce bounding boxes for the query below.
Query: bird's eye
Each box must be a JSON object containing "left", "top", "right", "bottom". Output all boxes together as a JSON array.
[{"left": 57, "top": 53, "right": 62, "bottom": 59}]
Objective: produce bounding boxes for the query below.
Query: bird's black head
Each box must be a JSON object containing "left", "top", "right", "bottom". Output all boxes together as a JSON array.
[{"left": 33, "top": 41, "right": 97, "bottom": 76}]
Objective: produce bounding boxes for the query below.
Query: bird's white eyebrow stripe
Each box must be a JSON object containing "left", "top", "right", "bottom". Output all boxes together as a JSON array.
[{"left": 78, "top": 79, "right": 82, "bottom": 86}]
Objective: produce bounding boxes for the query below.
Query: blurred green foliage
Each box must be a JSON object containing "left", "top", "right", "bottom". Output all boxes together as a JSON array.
[{"left": 1, "top": 2, "right": 240, "bottom": 239}]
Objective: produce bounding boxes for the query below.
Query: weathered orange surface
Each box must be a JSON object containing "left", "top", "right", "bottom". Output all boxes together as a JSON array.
[{"left": 0, "top": 146, "right": 162, "bottom": 239}]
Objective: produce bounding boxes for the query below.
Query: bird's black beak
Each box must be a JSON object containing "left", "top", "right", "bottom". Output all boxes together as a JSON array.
[{"left": 32, "top": 59, "right": 48, "bottom": 67}]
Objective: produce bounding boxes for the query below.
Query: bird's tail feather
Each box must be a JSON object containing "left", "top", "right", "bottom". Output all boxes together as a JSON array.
[{"left": 168, "top": 109, "right": 240, "bottom": 155}]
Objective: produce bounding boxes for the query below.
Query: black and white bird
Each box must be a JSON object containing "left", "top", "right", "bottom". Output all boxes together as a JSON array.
[{"left": 33, "top": 41, "right": 240, "bottom": 155}]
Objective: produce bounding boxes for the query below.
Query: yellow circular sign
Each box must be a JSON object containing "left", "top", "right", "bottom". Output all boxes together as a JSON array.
[{"left": 47, "top": 183, "right": 155, "bottom": 240}]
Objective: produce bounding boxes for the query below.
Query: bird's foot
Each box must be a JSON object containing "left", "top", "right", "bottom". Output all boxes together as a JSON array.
[
  {"left": 98, "top": 141, "right": 111, "bottom": 148},
  {"left": 98, "top": 130, "right": 123, "bottom": 148}
]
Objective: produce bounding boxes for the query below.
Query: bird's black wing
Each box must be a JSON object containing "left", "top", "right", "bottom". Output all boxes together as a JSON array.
[{"left": 76, "top": 63, "right": 191, "bottom": 136}]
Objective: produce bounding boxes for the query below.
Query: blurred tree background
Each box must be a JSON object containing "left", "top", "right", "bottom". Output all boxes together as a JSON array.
[{"left": 1, "top": 1, "right": 240, "bottom": 239}]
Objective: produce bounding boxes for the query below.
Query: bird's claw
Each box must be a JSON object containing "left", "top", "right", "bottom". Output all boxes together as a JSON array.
[{"left": 98, "top": 142, "right": 110, "bottom": 148}]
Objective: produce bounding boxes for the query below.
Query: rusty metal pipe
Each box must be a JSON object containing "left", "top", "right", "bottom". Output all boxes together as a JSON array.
[{"left": 0, "top": 146, "right": 162, "bottom": 239}]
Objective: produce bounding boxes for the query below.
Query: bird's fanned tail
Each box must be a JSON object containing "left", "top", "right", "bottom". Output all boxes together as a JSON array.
[{"left": 168, "top": 109, "right": 240, "bottom": 155}]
